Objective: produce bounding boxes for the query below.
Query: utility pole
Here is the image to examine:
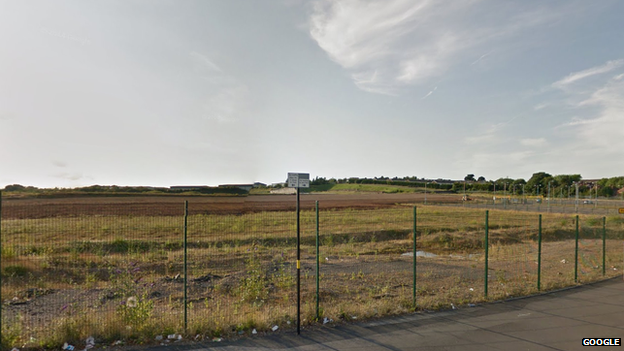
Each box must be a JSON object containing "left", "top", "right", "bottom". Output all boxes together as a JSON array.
[
  {"left": 547, "top": 181, "right": 552, "bottom": 213},
  {"left": 574, "top": 182, "right": 579, "bottom": 213}
]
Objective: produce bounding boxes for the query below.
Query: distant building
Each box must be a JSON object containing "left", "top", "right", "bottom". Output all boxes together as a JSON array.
[
  {"left": 170, "top": 185, "right": 210, "bottom": 191},
  {"left": 218, "top": 184, "right": 254, "bottom": 192}
]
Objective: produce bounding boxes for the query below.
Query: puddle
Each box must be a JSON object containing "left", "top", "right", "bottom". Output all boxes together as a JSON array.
[{"left": 401, "top": 250, "right": 438, "bottom": 258}]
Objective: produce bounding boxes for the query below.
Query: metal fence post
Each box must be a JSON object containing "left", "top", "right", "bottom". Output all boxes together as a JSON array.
[
  {"left": 0, "top": 190, "right": 3, "bottom": 326},
  {"left": 315, "top": 200, "right": 320, "bottom": 321},
  {"left": 602, "top": 216, "right": 606, "bottom": 277},
  {"left": 296, "top": 188, "right": 301, "bottom": 335},
  {"left": 574, "top": 215, "right": 579, "bottom": 283},
  {"left": 184, "top": 201, "right": 188, "bottom": 332},
  {"left": 484, "top": 210, "right": 489, "bottom": 298},
  {"left": 413, "top": 206, "right": 417, "bottom": 309},
  {"left": 537, "top": 214, "right": 542, "bottom": 291}
]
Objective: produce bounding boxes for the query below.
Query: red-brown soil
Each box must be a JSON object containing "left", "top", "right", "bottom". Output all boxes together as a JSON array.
[{"left": 1, "top": 193, "right": 461, "bottom": 219}]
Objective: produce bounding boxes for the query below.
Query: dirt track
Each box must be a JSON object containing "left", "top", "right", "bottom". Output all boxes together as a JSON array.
[{"left": 1, "top": 193, "right": 462, "bottom": 219}]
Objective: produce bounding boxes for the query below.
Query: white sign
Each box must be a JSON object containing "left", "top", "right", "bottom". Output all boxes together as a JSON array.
[{"left": 287, "top": 172, "right": 310, "bottom": 188}]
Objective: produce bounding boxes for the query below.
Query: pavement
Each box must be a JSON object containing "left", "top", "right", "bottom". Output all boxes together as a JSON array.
[{"left": 154, "top": 277, "right": 624, "bottom": 351}]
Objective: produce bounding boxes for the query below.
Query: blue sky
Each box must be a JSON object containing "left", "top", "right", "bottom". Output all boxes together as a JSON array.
[{"left": 1, "top": 0, "right": 623, "bottom": 187}]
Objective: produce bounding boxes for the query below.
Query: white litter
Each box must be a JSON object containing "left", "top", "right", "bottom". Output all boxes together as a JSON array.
[
  {"left": 167, "top": 334, "right": 177, "bottom": 340},
  {"left": 155, "top": 335, "right": 163, "bottom": 341},
  {"left": 451, "top": 303, "right": 457, "bottom": 310},
  {"left": 84, "top": 336, "right": 95, "bottom": 350},
  {"left": 272, "top": 325, "right": 279, "bottom": 332},
  {"left": 212, "top": 337, "right": 222, "bottom": 342},
  {"left": 252, "top": 329, "right": 258, "bottom": 335},
  {"left": 401, "top": 251, "right": 438, "bottom": 258},
  {"left": 62, "top": 343, "right": 75, "bottom": 351},
  {"left": 287, "top": 320, "right": 291, "bottom": 325},
  {"left": 11, "top": 348, "right": 19, "bottom": 351},
  {"left": 561, "top": 259, "right": 567, "bottom": 264},
  {"left": 469, "top": 288, "right": 474, "bottom": 291}
]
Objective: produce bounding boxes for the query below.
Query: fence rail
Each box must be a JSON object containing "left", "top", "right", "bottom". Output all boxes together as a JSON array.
[{"left": 1, "top": 194, "right": 623, "bottom": 350}]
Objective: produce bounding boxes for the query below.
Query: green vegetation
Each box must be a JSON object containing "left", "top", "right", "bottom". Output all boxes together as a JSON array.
[
  {"left": 1, "top": 202, "right": 623, "bottom": 350},
  {"left": 0, "top": 184, "right": 247, "bottom": 198},
  {"left": 310, "top": 183, "right": 420, "bottom": 193}
]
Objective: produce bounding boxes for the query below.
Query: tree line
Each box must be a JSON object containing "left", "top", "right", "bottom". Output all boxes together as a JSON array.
[{"left": 459, "top": 173, "right": 624, "bottom": 198}]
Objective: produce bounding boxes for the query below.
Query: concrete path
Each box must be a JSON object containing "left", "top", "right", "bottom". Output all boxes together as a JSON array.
[{"left": 159, "top": 277, "right": 624, "bottom": 351}]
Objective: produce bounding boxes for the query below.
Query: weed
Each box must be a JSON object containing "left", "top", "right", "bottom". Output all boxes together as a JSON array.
[
  {"left": 3, "top": 265, "right": 29, "bottom": 277},
  {"left": 1, "top": 315, "right": 22, "bottom": 351},
  {"left": 238, "top": 250, "right": 268, "bottom": 305},
  {"left": 117, "top": 295, "right": 154, "bottom": 331},
  {"left": 1, "top": 245, "right": 17, "bottom": 259}
]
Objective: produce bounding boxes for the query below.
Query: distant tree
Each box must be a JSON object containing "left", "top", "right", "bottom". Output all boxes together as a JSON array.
[
  {"left": 553, "top": 174, "right": 582, "bottom": 187},
  {"left": 4, "top": 184, "right": 26, "bottom": 192},
  {"left": 464, "top": 174, "right": 476, "bottom": 182},
  {"left": 526, "top": 172, "right": 553, "bottom": 196},
  {"left": 311, "top": 177, "right": 329, "bottom": 186},
  {"left": 477, "top": 176, "right": 486, "bottom": 182}
]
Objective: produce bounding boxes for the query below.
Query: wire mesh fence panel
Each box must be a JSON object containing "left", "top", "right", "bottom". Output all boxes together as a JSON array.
[
  {"left": 0, "top": 198, "right": 183, "bottom": 348},
  {"left": 539, "top": 214, "right": 580, "bottom": 290},
  {"left": 316, "top": 207, "right": 413, "bottom": 321},
  {"left": 576, "top": 216, "right": 604, "bottom": 284},
  {"left": 605, "top": 215, "right": 624, "bottom": 276},
  {"left": 185, "top": 206, "right": 298, "bottom": 337},
  {"left": 2, "top": 196, "right": 623, "bottom": 350},
  {"left": 486, "top": 211, "right": 538, "bottom": 299},
  {"left": 415, "top": 207, "right": 485, "bottom": 308}
]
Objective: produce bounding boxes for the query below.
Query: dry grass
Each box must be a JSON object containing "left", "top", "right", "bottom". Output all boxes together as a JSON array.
[{"left": 1, "top": 206, "right": 623, "bottom": 350}]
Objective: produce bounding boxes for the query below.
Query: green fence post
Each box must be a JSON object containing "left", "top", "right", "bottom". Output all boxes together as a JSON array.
[
  {"left": 184, "top": 201, "right": 188, "bottom": 332},
  {"left": 413, "top": 206, "right": 417, "bottom": 309},
  {"left": 484, "top": 210, "right": 489, "bottom": 298},
  {"left": 316, "top": 200, "right": 320, "bottom": 321},
  {"left": 574, "top": 215, "right": 579, "bottom": 283},
  {"left": 0, "top": 190, "right": 3, "bottom": 327},
  {"left": 602, "top": 216, "right": 606, "bottom": 277},
  {"left": 537, "top": 214, "right": 542, "bottom": 291}
]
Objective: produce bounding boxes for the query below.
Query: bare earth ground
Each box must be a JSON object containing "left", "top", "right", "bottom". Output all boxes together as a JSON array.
[
  {"left": 2, "top": 193, "right": 621, "bottom": 349},
  {"left": 1, "top": 193, "right": 460, "bottom": 219}
]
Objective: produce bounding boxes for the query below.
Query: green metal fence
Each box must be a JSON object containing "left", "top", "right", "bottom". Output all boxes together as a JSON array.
[{"left": 1, "top": 194, "right": 623, "bottom": 350}]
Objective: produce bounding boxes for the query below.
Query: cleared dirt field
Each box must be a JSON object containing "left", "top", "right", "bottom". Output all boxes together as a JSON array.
[{"left": 1, "top": 193, "right": 461, "bottom": 219}]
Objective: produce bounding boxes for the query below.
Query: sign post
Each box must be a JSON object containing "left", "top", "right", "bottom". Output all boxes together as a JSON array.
[{"left": 287, "top": 172, "right": 309, "bottom": 335}]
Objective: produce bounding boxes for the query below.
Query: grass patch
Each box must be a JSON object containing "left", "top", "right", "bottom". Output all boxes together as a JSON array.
[{"left": 1, "top": 205, "right": 622, "bottom": 350}]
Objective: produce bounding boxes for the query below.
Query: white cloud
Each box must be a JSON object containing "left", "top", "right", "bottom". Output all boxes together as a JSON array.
[
  {"left": 190, "top": 51, "right": 222, "bottom": 73},
  {"left": 188, "top": 51, "right": 248, "bottom": 123},
  {"left": 520, "top": 138, "right": 548, "bottom": 147},
  {"left": 422, "top": 86, "right": 437, "bottom": 99},
  {"left": 471, "top": 51, "right": 492, "bottom": 65},
  {"left": 552, "top": 59, "right": 624, "bottom": 90},
  {"left": 309, "top": 0, "right": 573, "bottom": 94},
  {"left": 464, "top": 123, "right": 504, "bottom": 145},
  {"left": 567, "top": 79, "right": 624, "bottom": 149},
  {"left": 545, "top": 62, "right": 624, "bottom": 163}
]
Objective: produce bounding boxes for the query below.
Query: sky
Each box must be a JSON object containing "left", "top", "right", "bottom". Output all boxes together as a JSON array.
[{"left": 1, "top": 0, "right": 624, "bottom": 188}]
